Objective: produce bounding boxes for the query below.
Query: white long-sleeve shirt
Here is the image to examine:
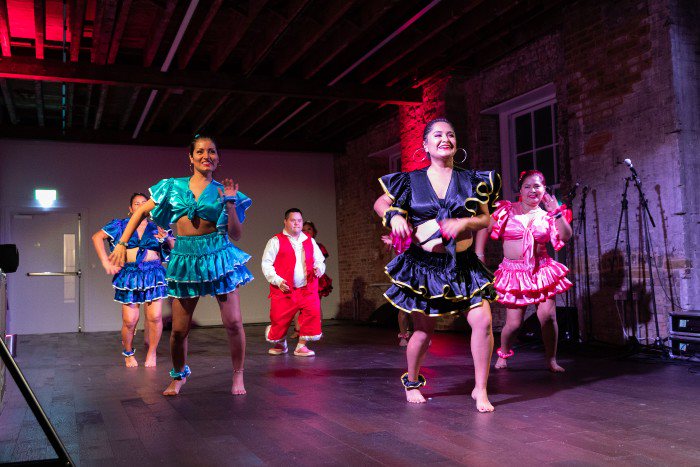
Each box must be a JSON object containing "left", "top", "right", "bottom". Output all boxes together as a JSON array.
[{"left": 261, "top": 231, "right": 326, "bottom": 287}]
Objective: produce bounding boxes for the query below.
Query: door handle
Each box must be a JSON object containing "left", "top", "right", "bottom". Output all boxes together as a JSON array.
[{"left": 27, "top": 270, "right": 82, "bottom": 277}]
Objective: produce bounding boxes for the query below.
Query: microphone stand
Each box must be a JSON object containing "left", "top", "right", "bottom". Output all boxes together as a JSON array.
[
  {"left": 576, "top": 187, "right": 592, "bottom": 341},
  {"left": 630, "top": 172, "right": 664, "bottom": 351},
  {"left": 613, "top": 177, "right": 636, "bottom": 346}
]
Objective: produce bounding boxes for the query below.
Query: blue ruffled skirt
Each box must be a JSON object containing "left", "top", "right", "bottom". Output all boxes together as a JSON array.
[
  {"left": 113, "top": 260, "right": 168, "bottom": 304},
  {"left": 167, "top": 231, "right": 253, "bottom": 298},
  {"left": 384, "top": 244, "right": 496, "bottom": 316}
]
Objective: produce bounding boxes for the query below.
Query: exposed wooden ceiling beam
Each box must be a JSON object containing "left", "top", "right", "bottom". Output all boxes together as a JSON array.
[
  {"left": 0, "top": 125, "right": 342, "bottom": 152},
  {"left": 273, "top": 0, "right": 354, "bottom": 76},
  {"left": 300, "top": 0, "right": 400, "bottom": 79},
  {"left": 214, "top": 94, "right": 257, "bottom": 134},
  {"left": 107, "top": 0, "right": 133, "bottom": 65},
  {"left": 168, "top": 89, "right": 201, "bottom": 133},
  {"left": 92, "top": 0, "right": 118, "bottom": 65},
  {"left": 177, "top": 0, "right": 223, "bottom": 70},
  {"left": 0, "top": 78, "right": 17, "bottom": 123},
  {"left": 119, "top": 86, "right": 140, "bottom": 130},
  {"left": 192, "top": 93, "right": 229, "bottom": 134},
  {"left": 282, "top": 101, "right": 337, "bottom": 138},
  {"left": 0, "top": 0, "right": 10, "bottom": 57},
  {"left": 144, "top": 88, "right": 172, "bottom": 132},
  {"left": 238, "top": 96, "right": 285, "bottom": 136},
  {"left": 34, "top": 81, "right": 44, "bottom": 126},
  {"left": 69, "top": 0, "right": 86, "bottom": 62},
  {"left": 359, "top": 0, "right": 486, "bottom": 84},
  {"left": 210, "top": 0, "right": 269, "bottom": 72},
  {"left": 34, "top": 0, "right": 45, "bottom": 59},
  {"left": 0, "top": 57, "right": 422, "bottom": 104},
  {"left": 66, "top": 82, "right": 74, "bottom": 128},
  {"left": 93, "top": 84, "right": 108, "bottom": 129},
  {"left": 143, "top": 0, "right": 177, "bottom": 68},
  {"left": 83, "top": 83, "right": 92, "bottom": 127},
  {"left": 241, "top": 0, "right": 311, "bottom": 76}
]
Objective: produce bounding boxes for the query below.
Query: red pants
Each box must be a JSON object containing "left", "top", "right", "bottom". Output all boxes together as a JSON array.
[{"left": 267, "top": 286, "right": 322, "bottom": 342}]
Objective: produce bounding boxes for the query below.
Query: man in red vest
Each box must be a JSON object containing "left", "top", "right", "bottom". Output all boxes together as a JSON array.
[{"left": 262, "top": 208, "right": 325, "bottom": 356}]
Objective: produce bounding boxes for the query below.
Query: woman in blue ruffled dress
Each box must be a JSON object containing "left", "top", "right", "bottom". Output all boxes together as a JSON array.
[
  {"left": 109, "top": 135, "right": 253, "bottom": 396},
  {"left": 374, "top": 118, "right": 500, "bottom": 412},
  {"left": 93, "top": 192, "right": 171, "bottom": 368}
]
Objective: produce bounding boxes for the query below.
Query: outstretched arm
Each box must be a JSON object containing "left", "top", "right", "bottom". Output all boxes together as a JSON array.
[{"left": 108, "top": 199, "right": 156, "bottom": 267}]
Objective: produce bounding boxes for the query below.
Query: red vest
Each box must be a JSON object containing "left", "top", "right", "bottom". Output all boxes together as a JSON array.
[{"left": 270, "top": 232, "right": 318, "bottom": 295}]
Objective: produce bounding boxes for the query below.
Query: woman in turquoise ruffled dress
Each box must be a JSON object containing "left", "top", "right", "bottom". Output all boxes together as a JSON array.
[{"left": 109, "top": 135, "right": 253, "bottom": 396}]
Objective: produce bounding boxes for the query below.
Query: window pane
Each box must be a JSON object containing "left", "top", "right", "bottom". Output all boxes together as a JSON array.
[
  {"left": 534, "top": 106, "right": 553, "bottom": 147},
  {"left": 536, "top": 147, "right": 554, "bottom": 184},
  {"left": 517, "top": 153, "right": 534, "bottom": 177},
  {"left": 515, "top": 114, "right": 532, "bottom": 153}
]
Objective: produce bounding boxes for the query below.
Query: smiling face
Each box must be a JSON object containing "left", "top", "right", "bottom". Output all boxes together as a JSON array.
[
  {"left": 189, "top": 138, "right": 219, "bottom": 174},
  {"left": 284, "top": 211, "right": 304, "bottom": 236},
  {"left": 302, "top": 222, "right": 316, "bottom": 238},
  {"left": 129, "top": 195, "right": 148, "bottom": 215},
  {"left": 519, "top": 173, "right": 546, "bottom": 207},
  {"left": 423, "top": 121, "right": 457, "bottom": 161}
]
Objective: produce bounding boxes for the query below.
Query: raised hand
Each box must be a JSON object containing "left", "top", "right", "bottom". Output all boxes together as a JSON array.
[
  {"left": 217, "top": 178, "right": 239, "bottom": 201},
  {"left": 542, "top": 192, "right": 560, "bottom": 212},
  {"left": 154, "top": 226, "right": 170, "bottom": 240}
]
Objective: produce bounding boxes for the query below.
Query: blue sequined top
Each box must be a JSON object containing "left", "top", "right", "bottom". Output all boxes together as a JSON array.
[
  {"left": 102, "top": 218, "right": 170, "bottom": 263},
  {"left": 148, "top": 177, "right": 252, "bottom": 233}
]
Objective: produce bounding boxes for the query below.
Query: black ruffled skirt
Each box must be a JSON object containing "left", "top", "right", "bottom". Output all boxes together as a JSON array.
[{"left": 384, "top": 244, "right": 496, "bottom": 316}]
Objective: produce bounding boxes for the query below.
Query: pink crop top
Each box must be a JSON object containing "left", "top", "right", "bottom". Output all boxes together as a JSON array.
[{"left": 490, "top": 200, "right": 564, "bottom": 268}]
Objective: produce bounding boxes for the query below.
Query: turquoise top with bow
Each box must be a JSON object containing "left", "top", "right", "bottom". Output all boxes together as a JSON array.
[{"left": 148, "top": 177, "right": 252, "bottom": 233}]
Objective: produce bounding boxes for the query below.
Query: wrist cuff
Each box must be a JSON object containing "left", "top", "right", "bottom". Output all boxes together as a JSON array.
[{"left": 383, "top": 207, "right": 408, "bottom": 228}]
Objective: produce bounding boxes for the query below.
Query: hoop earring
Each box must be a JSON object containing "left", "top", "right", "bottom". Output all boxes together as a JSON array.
[
  {"left": 455, "top": 148, "right": 467, "bottom": 164},
  {"left": 412, "top": 148, "right": 427, "bottom": 163}
]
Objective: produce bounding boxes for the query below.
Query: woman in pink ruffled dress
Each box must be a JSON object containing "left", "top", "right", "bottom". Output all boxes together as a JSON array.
[{"left": 476, "top": 170, "right": 572, "bottom": 372}]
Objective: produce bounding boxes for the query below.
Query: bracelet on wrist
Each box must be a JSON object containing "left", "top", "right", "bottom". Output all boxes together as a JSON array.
[
  {"left": 553, "top": 212, "right": 563, "bottom": 220},
  {"left": 223, "top": 195, "right": 237, "bottom": 205},
  {"left": 117, "top": 241, "right": 128, "bottom": 248}
]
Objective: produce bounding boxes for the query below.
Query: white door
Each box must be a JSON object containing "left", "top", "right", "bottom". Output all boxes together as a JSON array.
[{"left": 7, "top": 211, "right": 82, "bottom": 334}]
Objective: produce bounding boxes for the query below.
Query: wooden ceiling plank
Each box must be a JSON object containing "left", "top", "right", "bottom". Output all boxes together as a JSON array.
[
  {"left": 66, "top": 82, "right": 74, "bottom": 128},
  {"left": 177, "top": 0, "right": 223, "bottom": 70},
  {"left": 34, "top": 81, "right": 44, "bottom": 126},
  {"left": 214, "top": 94, "right": 257, "bottom": 134},
  {"left": 281, "top": 101, "right": 337, "bottom": 138},
  {"left": 273, "top": 0, "right": 354, "bottom": 76},
  {"left": 119, "top": 86, "right": 141, "bottom": 130},
  {"left": 93, "top": 84, "right": 108, "bottom": 129},
  {"left": 0, "top": 78, "right": 18, "bottom": 123},
  {"left": 237, "top": 96, "right": 284, "bottom": 136},
  {"left": 83, "top": 83, "right": 92, "bottom": 128},
  {"left": 300, "top": 0, "right": 400, "bottom": 79},
  {"left": 0, "top": 0, "right": 11, "bottom": 56},
  {"left": 34, "top": 0, "right": 45, "bottom": 59},
  {"left": 69, "top": 0, "right": 86, "bottom": 62},
  {"left": 107, "top": 0, "right": 133, "bottom": 65},
  {"left": 168, "top": 89, "right": 201, "bottom": 133},
  {"left": 210, "top": 0, "right": 269, "bottom": 72},
  {"left": 193, "top": 93, "right": 229, "bottom": 134},
  {"left": 143, "top": 0, "right": 177, "bottom": 68},
  {"left": 0, "top": 57, "right": 422, "bottom": 104},
  {"left": 241, "top": 0, "right": 311, "bottom": 76},
  {"left": 144, "top": 88, "right": 172, "bottom": 132},
  {"left": 92, "top": 0, "right": 118, "bottom": 65}
]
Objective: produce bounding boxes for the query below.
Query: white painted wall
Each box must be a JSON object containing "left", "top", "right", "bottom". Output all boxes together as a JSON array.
[{"left": 0, "top": 139, "right": 339, "bottom": 332}]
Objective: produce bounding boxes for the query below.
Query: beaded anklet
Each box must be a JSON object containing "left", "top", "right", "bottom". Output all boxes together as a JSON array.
[
  {"left": 122, "top": 349, "right": 135, "bottom": 357},
  {"left": 496, "top": 348, "right": 514, "bottom": 359},
  {"left": 169, "top": 365, "right": 191, "bottom": 380},
  {"left": 401, "top": 372, "right": 427, "bottom": 390}
]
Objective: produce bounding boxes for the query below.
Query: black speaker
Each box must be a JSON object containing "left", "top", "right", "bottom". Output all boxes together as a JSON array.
[
  {"left": 518, "top": 306, "right": 579, "bottom": 344},
  {"left": 0, "top": 244, "right": 19, "bottom": 273}
]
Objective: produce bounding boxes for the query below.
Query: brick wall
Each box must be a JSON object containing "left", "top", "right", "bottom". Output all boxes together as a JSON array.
[{"left": 335, "top": 0, "right": 696, "bottom": 344}]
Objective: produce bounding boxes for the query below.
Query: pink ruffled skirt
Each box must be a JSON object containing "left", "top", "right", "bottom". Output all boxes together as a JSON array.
[{"left": 493, "top": 256, "right": 572, "bottom": 306}]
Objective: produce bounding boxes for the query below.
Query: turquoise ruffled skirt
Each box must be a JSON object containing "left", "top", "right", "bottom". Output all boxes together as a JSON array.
[
  {"left": 113, "top": 260, "right": 168, "bottom": 304},
  {"left": 167, "top": 232, "right": 253, "bottom": 298}
]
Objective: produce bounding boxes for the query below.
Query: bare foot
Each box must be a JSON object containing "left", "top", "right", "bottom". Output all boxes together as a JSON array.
[
  {"left": 548, "top": 359, "right": 565, "bottom": 373},
  {"left": 124, "top": 356, "right": 138, "bottom": 367},
  {"left": 494, "top": 357, "right": 508, "bottom": 369},
  {"left": 405, "top": 389, "right": 426, "bottom": 404},
  {"left": 231, "top": 371, "right": 246, "bottom": 395},
  {"left": 471, "top": 387, "right": 494, "bottom": 413},
  {"left": 163, "top": 378, "right": 186, "bottom": 396},
  {"left": 144, "top": 353, "right": 157, "bottom": 367}
]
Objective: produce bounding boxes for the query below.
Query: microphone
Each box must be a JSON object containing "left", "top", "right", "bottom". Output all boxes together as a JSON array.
[
  {"left": 623, "top": 159, "right": 640, "bottom": 179},
  {"left": 566, "top": 182, "right": 580, "bottom": 201},
  {"left": 582, "top": 185, "right": 589, "bottom": 195}
]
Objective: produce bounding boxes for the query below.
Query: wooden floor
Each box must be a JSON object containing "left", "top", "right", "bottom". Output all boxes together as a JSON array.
[{"left": 1, "top": 322, "right": 699, "bottom": 466}]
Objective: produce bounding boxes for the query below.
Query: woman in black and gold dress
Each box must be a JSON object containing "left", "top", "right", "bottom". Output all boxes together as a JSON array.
[{"left": 374, "top": 118, "right": 500, "bottom": 412}]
